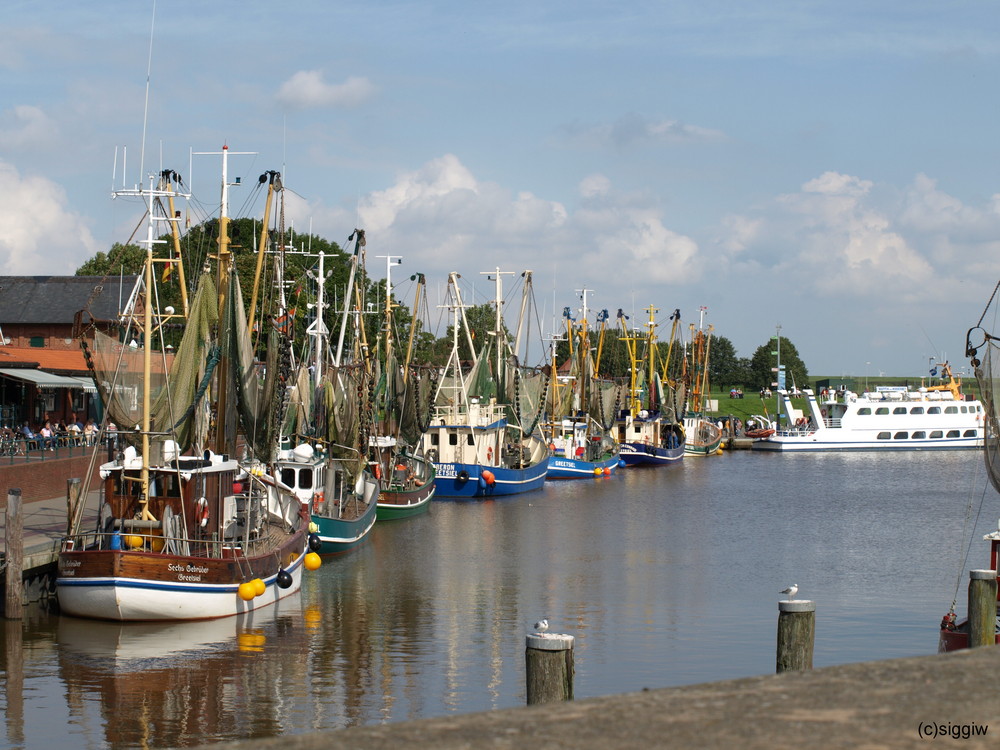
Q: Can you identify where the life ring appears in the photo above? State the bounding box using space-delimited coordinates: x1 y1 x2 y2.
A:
486 446 493 462
195 497 209 528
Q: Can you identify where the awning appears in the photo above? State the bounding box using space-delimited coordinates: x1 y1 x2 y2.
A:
0 368 95 391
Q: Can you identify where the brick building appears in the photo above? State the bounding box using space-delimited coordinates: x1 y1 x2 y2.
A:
0 276 138 428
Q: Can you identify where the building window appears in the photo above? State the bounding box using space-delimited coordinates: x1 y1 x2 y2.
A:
29 336 44 348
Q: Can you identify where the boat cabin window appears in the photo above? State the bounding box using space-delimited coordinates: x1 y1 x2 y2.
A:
877 432 891 440
945 406 959 414
930 430 943 438
911 431 926 439
928 407 941 414
875 407 889 415
947 430 960 438
909 407 924 415
893 407 907 415
467 434 475 446
893 431 908 439
857 408 871 415
449 433 459 446
964 429 978 437
961 406 969 413
430 433 440 446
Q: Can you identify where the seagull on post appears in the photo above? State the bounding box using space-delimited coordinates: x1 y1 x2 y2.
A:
779 584 798 600
533 618 549 634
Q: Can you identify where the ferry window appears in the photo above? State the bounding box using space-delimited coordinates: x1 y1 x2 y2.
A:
964 430 978 437
911 431 926 439
431 433 440 446
876 408 890 415
467 434 475 445
928 407 941 414
280 468 296 486
930 431 943 438
877 432 891 440
893 407 907 415
893 431 908 439
857 408 871 415
960 406 968 413
947 430 960 438
945 407 958 414
449 433 458 445
910 407 924 415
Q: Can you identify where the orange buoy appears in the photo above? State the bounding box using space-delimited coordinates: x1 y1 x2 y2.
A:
481 469 495 485
238 582 257 601
305 552 322 571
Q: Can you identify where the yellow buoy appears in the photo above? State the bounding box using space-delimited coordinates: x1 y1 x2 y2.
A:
308 521 319 534
593 467 603 477
252 578 266 596
150 535 165 553
125 535 144 549
304 551 322 571
238 582 257 601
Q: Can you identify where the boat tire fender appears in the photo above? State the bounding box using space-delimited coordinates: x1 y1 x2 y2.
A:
457 470 470 483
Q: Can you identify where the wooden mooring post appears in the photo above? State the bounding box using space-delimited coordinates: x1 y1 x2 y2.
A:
525 631 574 705
968 569 997 648
776 599 815 672
4 488 23 619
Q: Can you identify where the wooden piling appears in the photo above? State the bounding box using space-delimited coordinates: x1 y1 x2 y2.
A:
776 599 815 672
525 632 574 705
968 569 997 648
4 488 23 619
66 478 81 537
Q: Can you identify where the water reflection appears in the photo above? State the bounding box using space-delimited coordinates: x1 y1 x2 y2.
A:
2 450 992 747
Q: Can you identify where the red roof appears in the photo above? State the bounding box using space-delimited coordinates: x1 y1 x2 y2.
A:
0 346 89 374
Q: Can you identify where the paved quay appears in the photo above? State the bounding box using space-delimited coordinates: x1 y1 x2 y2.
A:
201 646 1000 750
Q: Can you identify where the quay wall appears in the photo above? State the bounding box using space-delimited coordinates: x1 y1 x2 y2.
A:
200 647 1000 750
0 452 101 508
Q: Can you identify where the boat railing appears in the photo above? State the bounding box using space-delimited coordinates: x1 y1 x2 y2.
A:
61 521 290 560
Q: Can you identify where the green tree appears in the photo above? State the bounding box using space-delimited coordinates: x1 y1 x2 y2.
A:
748 336 809 392
709 336 741 388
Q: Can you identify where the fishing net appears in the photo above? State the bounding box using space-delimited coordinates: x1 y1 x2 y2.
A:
969 326 1000 493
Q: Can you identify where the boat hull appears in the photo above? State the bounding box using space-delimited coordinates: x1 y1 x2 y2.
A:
56 547 306 622
376 481 436 520
618 442 685 467
433 458 548 498
546 453 621 479
939 622 1000 652
311 498 378 554
752 435 980 452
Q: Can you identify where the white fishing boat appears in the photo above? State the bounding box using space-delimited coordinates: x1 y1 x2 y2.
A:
751 363 983 451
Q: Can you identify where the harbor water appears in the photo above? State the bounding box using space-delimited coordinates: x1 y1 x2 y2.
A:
2 450 994 748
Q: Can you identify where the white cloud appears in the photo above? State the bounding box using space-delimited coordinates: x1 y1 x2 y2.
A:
564 112 726 149
275 71 376 109
0 105 59 150
0 161 98 274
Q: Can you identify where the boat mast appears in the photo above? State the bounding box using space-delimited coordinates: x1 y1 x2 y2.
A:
403 273 425 371
645 304 658 410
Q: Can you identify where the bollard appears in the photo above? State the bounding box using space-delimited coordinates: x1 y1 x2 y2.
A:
776 599 814 672
525 631 574 704
968 569 997 648
4 488 23 619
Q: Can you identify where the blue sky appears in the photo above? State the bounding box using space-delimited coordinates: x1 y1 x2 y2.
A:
3 1 1000 379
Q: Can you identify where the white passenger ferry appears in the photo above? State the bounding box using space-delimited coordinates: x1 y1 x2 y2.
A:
751 366 983 452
